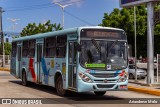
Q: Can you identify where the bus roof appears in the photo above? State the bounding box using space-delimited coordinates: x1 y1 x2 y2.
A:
12 26 124 42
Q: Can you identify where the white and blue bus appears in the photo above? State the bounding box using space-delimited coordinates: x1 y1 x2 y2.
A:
11 26 128 96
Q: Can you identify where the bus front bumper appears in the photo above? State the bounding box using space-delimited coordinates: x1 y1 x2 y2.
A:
77 79 128 92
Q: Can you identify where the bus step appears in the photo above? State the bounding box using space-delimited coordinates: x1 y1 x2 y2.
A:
68 87 76 92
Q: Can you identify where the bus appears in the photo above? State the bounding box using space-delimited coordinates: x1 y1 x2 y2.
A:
10 26 128 96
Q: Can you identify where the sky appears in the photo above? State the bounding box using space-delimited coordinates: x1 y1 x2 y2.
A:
0 0 120 33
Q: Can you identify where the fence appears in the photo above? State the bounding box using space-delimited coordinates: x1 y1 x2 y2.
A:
0 55 11 65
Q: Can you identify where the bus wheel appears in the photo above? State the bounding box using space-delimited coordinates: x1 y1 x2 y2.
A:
56 76 66 96
94 91 106 96
22 71 28 86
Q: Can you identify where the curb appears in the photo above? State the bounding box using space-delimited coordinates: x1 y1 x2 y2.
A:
0 67 10 71
128 85 160 96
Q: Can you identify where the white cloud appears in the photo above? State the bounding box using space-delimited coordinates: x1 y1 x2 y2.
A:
52 0 83 7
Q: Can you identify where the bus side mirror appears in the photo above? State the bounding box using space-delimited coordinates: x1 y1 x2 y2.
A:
76 44 82 52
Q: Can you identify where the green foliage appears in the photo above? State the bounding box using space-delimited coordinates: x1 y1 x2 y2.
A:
99 6 160 58
20 20 62 37
0 42 11 55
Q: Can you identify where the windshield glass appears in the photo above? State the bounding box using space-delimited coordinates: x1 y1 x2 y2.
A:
80 40 128 70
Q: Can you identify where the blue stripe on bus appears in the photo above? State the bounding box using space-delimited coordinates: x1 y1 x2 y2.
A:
41 58 49 75
41 58 50 85
115 70 121 76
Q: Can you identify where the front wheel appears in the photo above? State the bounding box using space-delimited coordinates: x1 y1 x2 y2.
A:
55 76 67 96
94 91 106 96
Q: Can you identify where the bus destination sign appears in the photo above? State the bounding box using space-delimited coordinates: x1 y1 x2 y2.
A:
120 0 159 7
81 29 126 40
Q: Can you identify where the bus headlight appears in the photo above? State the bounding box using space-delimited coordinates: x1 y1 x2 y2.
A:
118 70 127 82
79 72 92 83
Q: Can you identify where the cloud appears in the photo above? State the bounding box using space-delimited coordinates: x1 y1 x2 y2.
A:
52 0 83 7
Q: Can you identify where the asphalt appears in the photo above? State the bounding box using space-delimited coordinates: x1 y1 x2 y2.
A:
0 67 160 96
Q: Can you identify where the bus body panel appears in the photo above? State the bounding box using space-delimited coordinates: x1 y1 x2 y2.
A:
21 57 36 82
77 65 128 92
40 58 66 88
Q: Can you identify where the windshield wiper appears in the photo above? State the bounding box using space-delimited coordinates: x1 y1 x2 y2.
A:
91 39 102 61
91 39 101 53
108 40 118 53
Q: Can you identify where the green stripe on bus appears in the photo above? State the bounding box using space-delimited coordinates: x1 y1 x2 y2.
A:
85 63 105 68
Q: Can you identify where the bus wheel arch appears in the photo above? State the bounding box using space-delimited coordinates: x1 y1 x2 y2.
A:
54 72 67 96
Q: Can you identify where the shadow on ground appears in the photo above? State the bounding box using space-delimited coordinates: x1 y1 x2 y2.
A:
9 80 124 104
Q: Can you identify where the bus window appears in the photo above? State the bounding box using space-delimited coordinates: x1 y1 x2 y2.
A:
45 37 56 57
22 41 29 57
69 42 77 64
56 36 67 58
11 42 17 57
29 40 35 57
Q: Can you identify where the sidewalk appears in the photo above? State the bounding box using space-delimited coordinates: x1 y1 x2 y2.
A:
128 80 160 96
0 67 160 96
0 65 10 71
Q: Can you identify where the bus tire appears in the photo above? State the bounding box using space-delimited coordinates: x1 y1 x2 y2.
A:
94 91 106 96
55 76 66 96
22 71 28 86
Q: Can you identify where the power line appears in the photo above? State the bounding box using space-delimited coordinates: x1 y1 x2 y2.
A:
5 0 83 12
4 3 52 9
4 0 93 26
64 10 94 26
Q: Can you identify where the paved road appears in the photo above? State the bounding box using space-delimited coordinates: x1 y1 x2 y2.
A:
0 71 160 107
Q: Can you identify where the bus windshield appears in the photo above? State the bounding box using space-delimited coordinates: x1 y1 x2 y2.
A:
80 40 128 70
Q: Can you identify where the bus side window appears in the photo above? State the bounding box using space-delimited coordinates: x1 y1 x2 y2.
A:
12 42 17 57
29 40 35 57
56 36 67 58
45 37 56 58
22 41 29 57
69 42 77 64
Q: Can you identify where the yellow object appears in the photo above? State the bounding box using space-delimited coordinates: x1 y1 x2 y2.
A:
62 63 66 74
50 60 54 68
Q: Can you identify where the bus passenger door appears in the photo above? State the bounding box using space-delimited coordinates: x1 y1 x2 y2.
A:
36 42 43 83
17 44 22 78
68 41 77 89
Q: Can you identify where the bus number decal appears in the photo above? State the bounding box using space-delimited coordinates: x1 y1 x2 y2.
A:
62 63 66 74
50 60 54 68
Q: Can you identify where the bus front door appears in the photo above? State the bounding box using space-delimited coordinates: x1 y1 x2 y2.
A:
68 41 77 89
36 43 43 83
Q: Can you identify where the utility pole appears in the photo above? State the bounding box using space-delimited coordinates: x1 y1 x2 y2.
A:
147 2 154 84
0 7 5 67
134 6 137 81
53 2 72 29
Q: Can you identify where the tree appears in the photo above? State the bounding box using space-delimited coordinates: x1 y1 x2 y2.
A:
0 42 11 55
20 20 62 36
99 6 148 58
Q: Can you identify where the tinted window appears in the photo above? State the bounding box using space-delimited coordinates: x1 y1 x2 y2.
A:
12 42 17 57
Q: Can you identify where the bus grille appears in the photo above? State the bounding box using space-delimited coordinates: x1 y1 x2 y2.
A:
90 73 118 78
97 84 115 88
